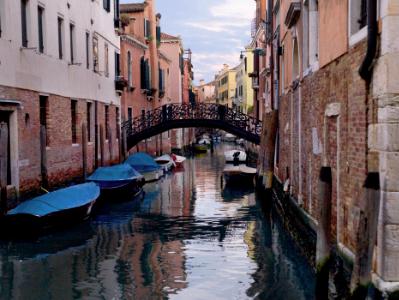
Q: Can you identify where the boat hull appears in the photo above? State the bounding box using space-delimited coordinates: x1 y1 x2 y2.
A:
93 178 145 201
143 170 163 182
193 144 208 153
1 200 96 238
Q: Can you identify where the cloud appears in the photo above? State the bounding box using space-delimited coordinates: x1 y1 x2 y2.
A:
210 0 255 20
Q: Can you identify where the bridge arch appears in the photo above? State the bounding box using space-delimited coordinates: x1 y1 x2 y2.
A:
122 103 262 150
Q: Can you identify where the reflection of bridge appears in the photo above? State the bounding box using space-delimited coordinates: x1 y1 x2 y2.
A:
122 103 263 149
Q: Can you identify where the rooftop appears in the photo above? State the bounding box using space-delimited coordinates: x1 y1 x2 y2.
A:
161 32 180 41
120 3 146 13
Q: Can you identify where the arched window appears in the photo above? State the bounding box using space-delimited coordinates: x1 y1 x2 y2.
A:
127 51 132 87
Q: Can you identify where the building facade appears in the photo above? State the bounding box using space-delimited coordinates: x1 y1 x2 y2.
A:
196 80 216 104
215 64 237 108
254 0 399 292
0 0 120 201
234 47 254 114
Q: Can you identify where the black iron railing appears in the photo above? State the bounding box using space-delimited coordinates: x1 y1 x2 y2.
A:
122 103 262 148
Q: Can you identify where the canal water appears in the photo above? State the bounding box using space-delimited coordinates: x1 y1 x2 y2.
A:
0 143 315 300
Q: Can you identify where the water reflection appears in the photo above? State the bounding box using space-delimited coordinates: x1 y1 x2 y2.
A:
0 143 314 300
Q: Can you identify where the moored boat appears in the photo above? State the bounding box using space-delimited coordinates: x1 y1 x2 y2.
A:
224 150 247 163
155 154 176 172
125 152 163 182
223 165 257 185
193 143 208 153
223 133 236 142
1 182 100 237
171 154 186 168
87 164 144 200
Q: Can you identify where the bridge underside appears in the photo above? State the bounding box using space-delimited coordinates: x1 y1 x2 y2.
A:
126 119 261 149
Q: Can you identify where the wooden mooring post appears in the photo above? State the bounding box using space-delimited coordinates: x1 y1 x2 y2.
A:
350 172 380 298
262 110 278 189
82 123 88 180
121 126 127 161
0 122 8 214
315 166 332 299
100 124 105 167
40 125 48 189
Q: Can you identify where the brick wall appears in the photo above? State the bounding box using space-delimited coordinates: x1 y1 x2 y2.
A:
0 85 120 201
275 40 369 252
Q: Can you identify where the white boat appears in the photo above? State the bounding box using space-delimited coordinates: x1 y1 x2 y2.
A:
224 133 236 142
171 154 186 168
155 154 176 172
235 138 245 146
224 150 247 163
223 165 257 184
197 138 211 145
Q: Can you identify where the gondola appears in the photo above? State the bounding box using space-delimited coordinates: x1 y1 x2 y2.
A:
224 150 247 163
87 164 145 200
1 182 100 237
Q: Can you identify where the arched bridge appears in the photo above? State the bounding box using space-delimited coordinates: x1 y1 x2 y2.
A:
121 103 262 150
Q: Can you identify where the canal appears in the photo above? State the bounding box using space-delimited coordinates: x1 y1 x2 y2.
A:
0 143 315 300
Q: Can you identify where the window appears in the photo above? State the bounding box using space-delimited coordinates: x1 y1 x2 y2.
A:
105 44 109 77
40 95 49 145
349 0 368 43
93 36 99 72
303 0 319 71
114 0 120 27
105 105 109 140
115 52 120 78
37 6 44 53
127 51 132 86
144 18 150 38
21 0 28 47
86 32 90 69
69 23 75 63
57 17 64 59
115 107 119 137
103 0 110 12
127 107 133 122
71 100 77 144
87 102 92 142
0 0 4 38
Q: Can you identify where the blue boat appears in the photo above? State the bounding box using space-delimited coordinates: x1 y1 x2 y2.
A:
125 152 163 182
87 164 144 199
2 183 100 237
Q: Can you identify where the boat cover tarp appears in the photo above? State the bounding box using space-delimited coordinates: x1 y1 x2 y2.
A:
8 183 100 217
125 152 161 173
88 164 142 182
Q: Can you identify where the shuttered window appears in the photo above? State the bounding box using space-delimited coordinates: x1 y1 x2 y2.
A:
21 0 28 47
58 17 63 59
140 57 146 89
71 100 78 144
37 6 44 53
115 52 120 77
103 0 110 12
86 32 90 69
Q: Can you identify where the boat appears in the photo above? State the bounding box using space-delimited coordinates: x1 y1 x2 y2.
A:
224 150 247 163
224 133 236 142
125 152 163 182
155 154 176 172
223 165 257 185
87 164 144 200
171 154 186 168
1 183 100 237
235 138 245 146
193 143 208 153
197 138 211 146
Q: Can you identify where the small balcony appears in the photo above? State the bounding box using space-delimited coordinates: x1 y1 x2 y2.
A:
115 76 128 92
252 77 259 90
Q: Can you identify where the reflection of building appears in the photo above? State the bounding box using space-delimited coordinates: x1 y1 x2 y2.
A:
215 64 237 108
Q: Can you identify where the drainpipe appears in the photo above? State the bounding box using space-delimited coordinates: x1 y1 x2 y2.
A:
358 0 377 82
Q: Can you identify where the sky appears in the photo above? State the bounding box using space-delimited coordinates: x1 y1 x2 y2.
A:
120 0 256 85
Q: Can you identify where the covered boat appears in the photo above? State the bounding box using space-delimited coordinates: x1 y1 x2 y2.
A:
2 183 100 237
193 143 208 153
155 154 176 172
87 164 144 199
224 150 247 163
223 133 236 142
125 152 163 182
223 165 257 185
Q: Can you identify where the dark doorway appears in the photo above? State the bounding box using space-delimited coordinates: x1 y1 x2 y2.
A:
0 111 11 185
